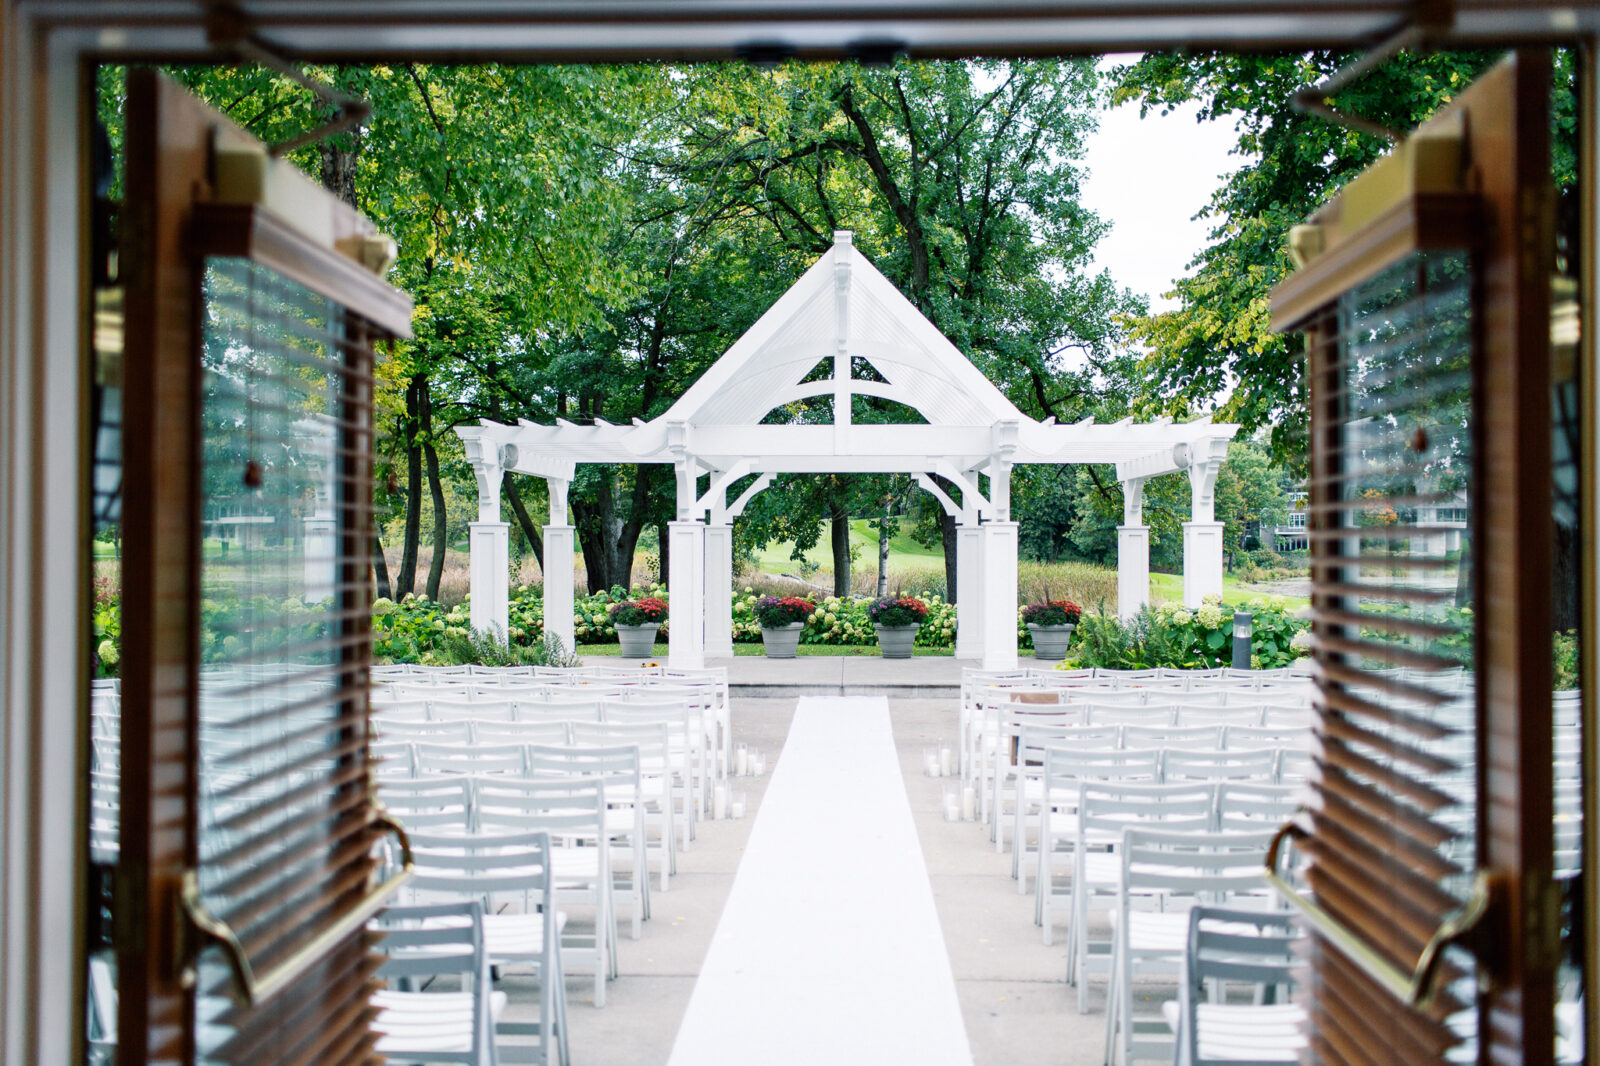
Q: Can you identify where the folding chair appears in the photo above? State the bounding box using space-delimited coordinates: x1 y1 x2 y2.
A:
602 701 705 836
370 901 504 1065
1084 705 1178 728
415 743 526 778
1032 747 1163 940
1121 725 1224 752
1165 907 1305 1066
403 832 568 1065
380 720 475 746
1160 749 1278 785
571 720 682 885
525 744 651 939
473 721 573 748
1006 723 1119 884
518 698 603 724
1221 725 1307 752
986 700 1078 841
1106 829 1278 1066
474 778 616 1006
380 776 474 833
1213 783 1300 833
431 699 515 724
1061 782 1215 1011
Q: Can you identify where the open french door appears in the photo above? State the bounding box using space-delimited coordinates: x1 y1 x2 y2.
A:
113 70 411 1066
1268 51 1579 1066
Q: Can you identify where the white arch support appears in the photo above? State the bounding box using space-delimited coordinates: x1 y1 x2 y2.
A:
458 233 1239 667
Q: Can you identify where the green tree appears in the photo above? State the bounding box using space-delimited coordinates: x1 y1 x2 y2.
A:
1111 51 1503 467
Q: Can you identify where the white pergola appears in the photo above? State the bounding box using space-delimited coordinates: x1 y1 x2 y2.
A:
457 231 1238 669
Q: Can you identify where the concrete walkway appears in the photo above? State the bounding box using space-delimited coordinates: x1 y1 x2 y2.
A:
505 695 1119 1066
666 697 973 1066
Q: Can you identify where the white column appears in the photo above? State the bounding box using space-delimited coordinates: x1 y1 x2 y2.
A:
542 477 575 654
668 520 706 668
297 417 338 603
1117 476 1149 620
703 520 734 658
465 448 510 640
468 521 510 638
1182 455 1225 607
302 518 336 604
955 519 984 660
980 521 1019 670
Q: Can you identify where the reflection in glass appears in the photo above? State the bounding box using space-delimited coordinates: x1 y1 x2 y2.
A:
1331 252 1478 1060
191 258 356 1062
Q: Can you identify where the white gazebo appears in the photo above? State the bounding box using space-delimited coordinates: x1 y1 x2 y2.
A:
458 231 1237 669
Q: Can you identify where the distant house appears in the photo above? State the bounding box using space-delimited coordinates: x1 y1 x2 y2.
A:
1411 490 1469 556
1264 487 1467 556
1269 490 1309 552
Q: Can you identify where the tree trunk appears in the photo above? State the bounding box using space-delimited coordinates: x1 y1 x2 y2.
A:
503 473 545 571
420 379 448 601
395 376 424 598
928 472 960 602
573 465 652 593
829 496 851 597
876 509 890 597
940 512 958 603
657 519 670 586
372 531 391 600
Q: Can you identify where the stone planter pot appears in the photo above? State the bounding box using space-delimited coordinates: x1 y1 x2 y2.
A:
1027 622 1076 661
873 623 919 659
760 622 805 659
615 622 661 658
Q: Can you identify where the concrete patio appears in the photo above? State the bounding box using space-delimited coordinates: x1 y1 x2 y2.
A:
501 692 1152 1065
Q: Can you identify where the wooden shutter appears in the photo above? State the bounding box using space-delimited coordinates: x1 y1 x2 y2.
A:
1267 52 1557 1066
121 70 412 1066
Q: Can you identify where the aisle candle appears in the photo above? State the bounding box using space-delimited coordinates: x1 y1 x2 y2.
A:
752 751 766 776
961 784 977 822
735 744 748 777
729 791 747 819
923 747 940 777
942 782 961 822
939 745 956 777
712 784 728 820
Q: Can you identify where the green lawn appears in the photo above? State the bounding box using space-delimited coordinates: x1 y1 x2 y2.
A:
749 519 943 575
1149 572 1310 611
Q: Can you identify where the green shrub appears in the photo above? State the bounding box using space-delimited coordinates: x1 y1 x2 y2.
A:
1062 595 1309 670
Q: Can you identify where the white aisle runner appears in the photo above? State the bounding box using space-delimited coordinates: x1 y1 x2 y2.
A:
666 697 974 1066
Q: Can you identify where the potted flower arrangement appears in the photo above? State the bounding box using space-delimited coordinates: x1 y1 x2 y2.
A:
608 596 668 657
1022 599 1081 661
868 595 929 659
754 595 814 659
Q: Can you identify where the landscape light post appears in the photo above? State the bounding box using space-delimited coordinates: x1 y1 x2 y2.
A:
1232 610 1253 670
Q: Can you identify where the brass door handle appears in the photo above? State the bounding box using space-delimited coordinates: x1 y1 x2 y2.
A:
180 807 413 1006
1263 817 1492 1009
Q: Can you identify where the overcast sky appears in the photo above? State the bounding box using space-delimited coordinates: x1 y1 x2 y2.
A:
1079 62 1241 315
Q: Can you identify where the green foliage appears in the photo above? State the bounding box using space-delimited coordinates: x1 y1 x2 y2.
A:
437 629 581 668
1063 597 1309 670
1111 51 1505 467
1554 631 1580 692
93 576 120 677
